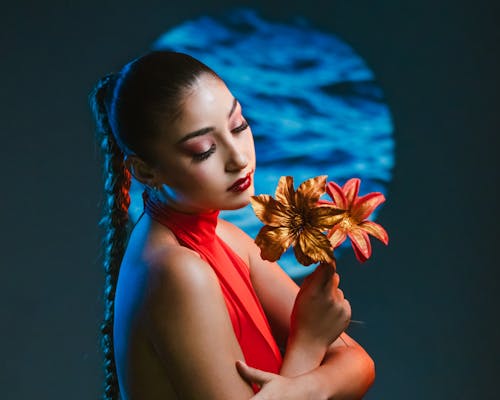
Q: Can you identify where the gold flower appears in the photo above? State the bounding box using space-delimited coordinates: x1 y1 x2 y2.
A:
250 176 345 266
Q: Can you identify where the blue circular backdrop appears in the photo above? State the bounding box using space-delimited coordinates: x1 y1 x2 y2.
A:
128 8 395 280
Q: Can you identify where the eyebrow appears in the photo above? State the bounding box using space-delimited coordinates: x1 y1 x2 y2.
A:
228 97 238 119
177 98 238 144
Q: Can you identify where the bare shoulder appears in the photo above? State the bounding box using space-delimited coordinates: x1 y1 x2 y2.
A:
216 217 259 265
142 244 219 319
139 241 254 398
147 244 209 284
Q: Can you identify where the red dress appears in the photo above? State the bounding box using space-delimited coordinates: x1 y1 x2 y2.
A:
143 191 283 385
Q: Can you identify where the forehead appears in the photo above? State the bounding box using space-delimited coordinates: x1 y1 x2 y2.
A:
171 75 234 133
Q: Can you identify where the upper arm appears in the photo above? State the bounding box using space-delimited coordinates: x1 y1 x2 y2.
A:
218 220 299 348
142 247 254 400
217 219 298 348
248 252 299 348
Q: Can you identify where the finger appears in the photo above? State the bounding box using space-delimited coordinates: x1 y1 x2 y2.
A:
301 263 325 291
344 299 352 320
343 299 352 328
301 269 315 286
334 287 344 301
315 262 335 289
329 272 340 291
235 360 274 386
322 255 337 270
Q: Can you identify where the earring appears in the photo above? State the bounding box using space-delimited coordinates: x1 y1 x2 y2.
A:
150 183 171 205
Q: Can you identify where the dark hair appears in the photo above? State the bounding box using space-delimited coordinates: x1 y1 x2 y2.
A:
89 51 218 400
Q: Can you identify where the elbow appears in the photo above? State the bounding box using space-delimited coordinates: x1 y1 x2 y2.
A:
365 351 376 389
322 343 376 399
345 345 376 398
324 347 376 400
357 346 376 393
349 347 376 400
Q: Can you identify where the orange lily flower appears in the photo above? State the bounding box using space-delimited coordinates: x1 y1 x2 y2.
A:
320 178 389 262
251 176 345 266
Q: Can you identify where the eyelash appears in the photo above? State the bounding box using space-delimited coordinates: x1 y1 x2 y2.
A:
232 120 249 133
191 120 249 162
192 144 216 161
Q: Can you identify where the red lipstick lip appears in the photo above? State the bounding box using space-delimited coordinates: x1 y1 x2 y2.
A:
227 171 253 192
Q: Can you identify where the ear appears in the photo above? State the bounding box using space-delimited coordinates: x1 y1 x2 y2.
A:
125 155 159 186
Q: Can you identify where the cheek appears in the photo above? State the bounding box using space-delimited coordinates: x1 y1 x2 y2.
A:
244 131 256 160
191 168 216 185
172 162 221 192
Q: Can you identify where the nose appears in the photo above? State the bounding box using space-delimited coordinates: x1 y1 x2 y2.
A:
224 143 248 172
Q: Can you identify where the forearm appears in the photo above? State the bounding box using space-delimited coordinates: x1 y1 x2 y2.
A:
280 332 353 378
237 335 374 400
303 344 375 400
280 334 327 377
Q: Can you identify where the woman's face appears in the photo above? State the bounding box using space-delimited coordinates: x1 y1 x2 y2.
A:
152 73 256 213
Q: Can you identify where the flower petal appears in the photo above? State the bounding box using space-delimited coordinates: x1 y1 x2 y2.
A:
342 178 360 206
255 226 295 262
317 199 333 206
348 228 372 263
359 220 389 245
250 195 291 227
294 228 334 266
351 244 368 263
352 192 385 221
325 181 347 209
327 226 347 248
296 175 327 206
309 205 346 229
293 243 316 266
275 176 295 206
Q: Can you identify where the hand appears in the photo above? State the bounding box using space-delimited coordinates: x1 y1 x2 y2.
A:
289 261 351 352
236 360 313 400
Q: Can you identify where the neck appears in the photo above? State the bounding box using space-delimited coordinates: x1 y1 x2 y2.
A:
142 188 220 243
144 185 216 215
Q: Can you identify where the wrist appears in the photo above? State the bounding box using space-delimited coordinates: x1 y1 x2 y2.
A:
288 331 329 360
280 333 328 377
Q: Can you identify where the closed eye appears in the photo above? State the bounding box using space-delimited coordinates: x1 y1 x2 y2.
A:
192 144 216 161
232 120 249 133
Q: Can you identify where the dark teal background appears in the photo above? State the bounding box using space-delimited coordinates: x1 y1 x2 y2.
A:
1 1 498 399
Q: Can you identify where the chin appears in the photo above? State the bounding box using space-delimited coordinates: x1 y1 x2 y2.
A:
223 200 251 211
223 194 253 211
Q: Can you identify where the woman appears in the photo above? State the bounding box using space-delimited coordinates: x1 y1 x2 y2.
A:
90 50 375 400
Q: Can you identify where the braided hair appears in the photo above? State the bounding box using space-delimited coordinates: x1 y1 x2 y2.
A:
90 73 131 400
89 51 218 399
